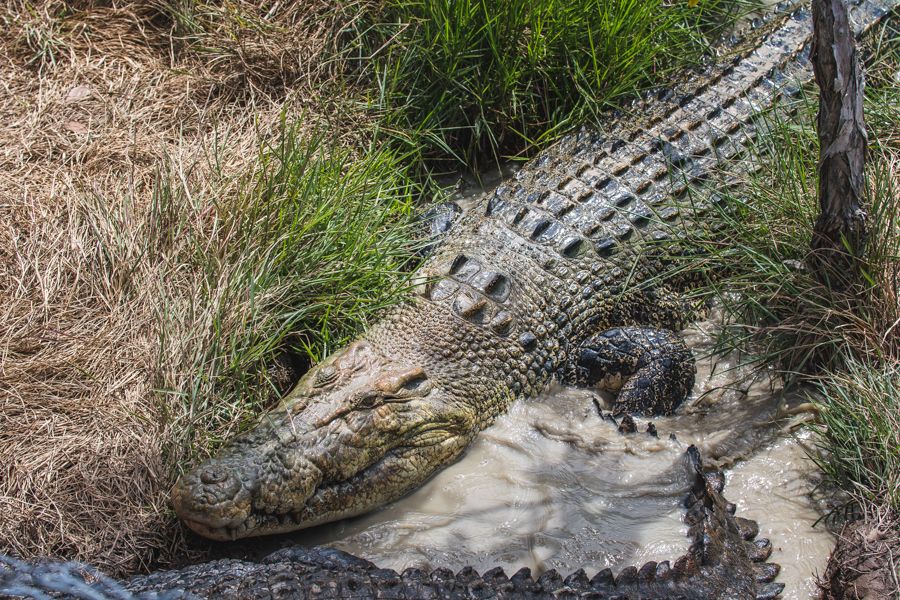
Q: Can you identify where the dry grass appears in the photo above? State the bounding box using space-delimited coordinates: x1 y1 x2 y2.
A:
0 0 392 576
819 503 900 600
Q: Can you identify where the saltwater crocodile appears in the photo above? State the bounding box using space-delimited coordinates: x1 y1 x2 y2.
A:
1 448 786 599
1 5 893 599
172 0 894 543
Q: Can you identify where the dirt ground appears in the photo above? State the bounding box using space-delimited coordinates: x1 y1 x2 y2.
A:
819 507 900 600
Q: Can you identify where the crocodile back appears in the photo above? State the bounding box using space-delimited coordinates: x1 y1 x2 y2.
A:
367 0 896 422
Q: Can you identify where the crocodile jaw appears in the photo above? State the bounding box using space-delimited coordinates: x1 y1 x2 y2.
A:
175 438 470 541
172 341 476 540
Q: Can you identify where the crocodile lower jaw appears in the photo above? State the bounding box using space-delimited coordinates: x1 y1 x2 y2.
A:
180 446 413 541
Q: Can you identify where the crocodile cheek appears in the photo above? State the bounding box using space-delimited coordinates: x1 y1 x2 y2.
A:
350 400 442 456
255 452 323 515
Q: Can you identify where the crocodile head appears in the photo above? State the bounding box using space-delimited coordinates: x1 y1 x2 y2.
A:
171 341 476 540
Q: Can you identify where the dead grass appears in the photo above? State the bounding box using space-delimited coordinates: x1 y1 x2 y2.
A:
819 503 900 600
0 0 392 576
150 0 371 97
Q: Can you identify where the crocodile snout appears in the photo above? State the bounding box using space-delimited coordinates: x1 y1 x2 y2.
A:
172 340 478 539
172 459 258 538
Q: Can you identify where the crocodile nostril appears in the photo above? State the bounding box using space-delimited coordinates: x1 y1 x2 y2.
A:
200 467 229 485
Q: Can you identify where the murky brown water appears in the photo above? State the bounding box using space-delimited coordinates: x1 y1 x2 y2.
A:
276 310 834 598
728 432 835 600
298 389 692 577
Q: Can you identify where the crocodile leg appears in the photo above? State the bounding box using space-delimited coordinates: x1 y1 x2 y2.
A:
572 327 695 415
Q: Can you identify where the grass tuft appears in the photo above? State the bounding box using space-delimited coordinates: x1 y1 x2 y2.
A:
3 1 72 71
809 361 900 510
346 0 747 171
152 124 421 460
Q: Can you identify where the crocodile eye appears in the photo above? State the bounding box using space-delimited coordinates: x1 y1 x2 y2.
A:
313 365 338 388
354 391 381 410
373 366 432 397
401 372 428 392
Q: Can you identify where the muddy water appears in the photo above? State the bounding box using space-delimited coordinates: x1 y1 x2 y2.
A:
299 389 693 577
286 311 834 597
728 432 835 600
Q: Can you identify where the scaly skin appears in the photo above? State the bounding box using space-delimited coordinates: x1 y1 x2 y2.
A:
171 0 895 541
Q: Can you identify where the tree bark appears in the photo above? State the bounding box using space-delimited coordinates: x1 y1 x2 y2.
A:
809 0 868 290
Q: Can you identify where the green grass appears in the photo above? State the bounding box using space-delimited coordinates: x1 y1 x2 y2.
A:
345 0 746 172
151 123 422 456
3 1 71 70
810 361 900 510
686 25 899 377
140 0 749 173
682 17 899 515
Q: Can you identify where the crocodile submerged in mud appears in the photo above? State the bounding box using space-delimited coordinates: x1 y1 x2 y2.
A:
172 0 894 542
0 448 785 599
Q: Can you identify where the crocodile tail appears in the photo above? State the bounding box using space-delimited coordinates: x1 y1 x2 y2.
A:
508 446 787 600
